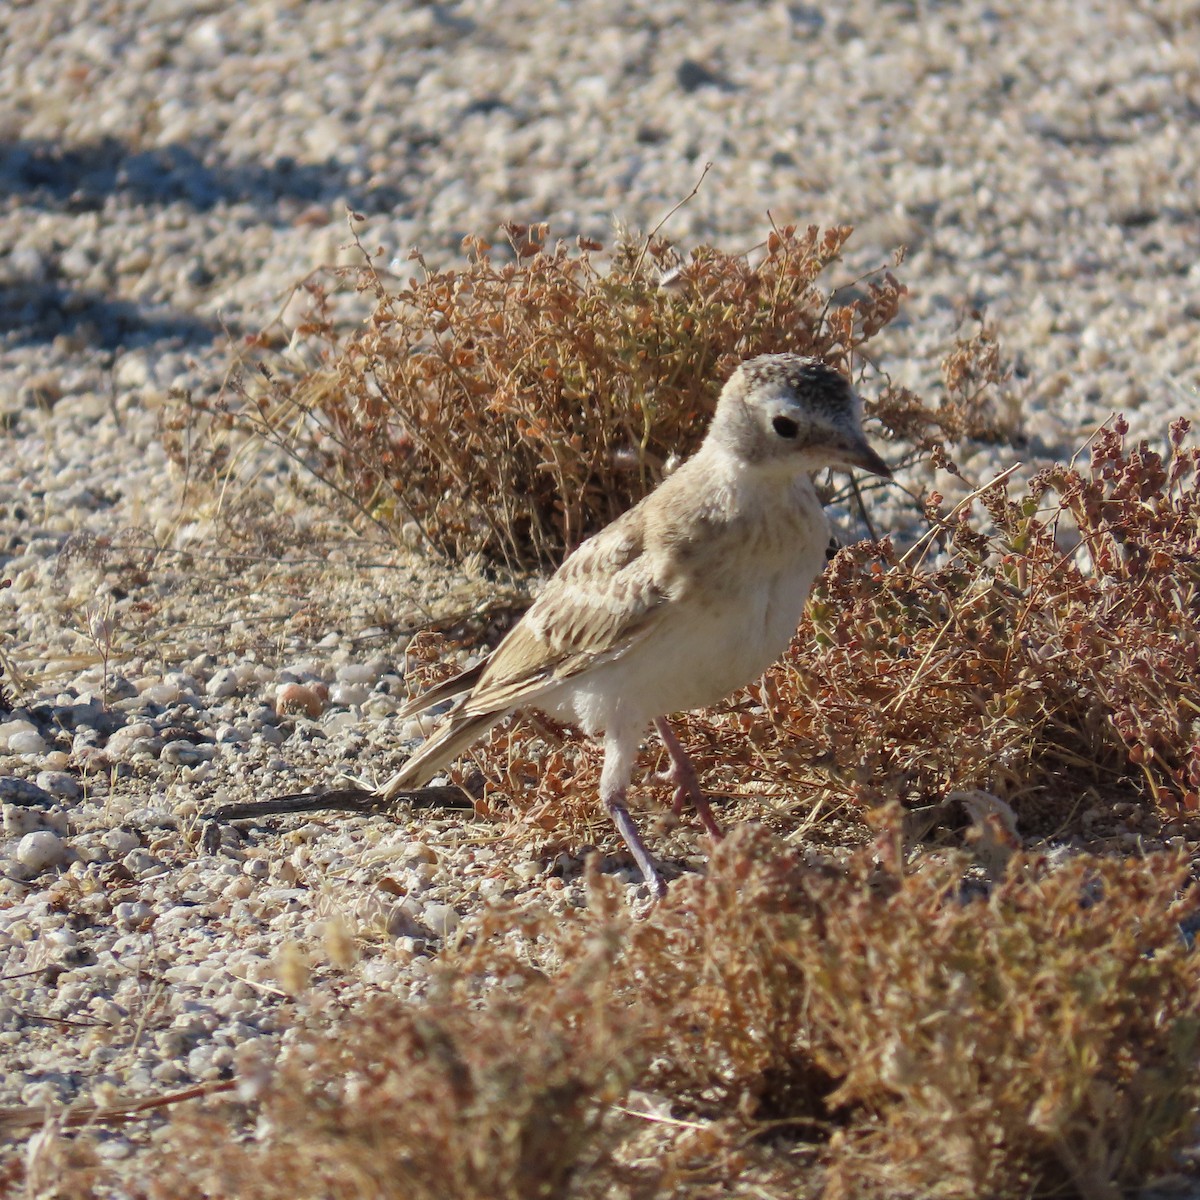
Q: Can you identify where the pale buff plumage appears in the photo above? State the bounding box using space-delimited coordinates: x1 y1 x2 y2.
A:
380 354 891 895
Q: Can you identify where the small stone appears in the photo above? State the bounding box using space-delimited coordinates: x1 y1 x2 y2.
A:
385 901 425 940
421 903 460 937
103 828 141 857
329 683 369 707
4 804 59 836
0 777 54 807
404 842 439 866
205 668 240 698
95 1137 134 1162
103 675 139 702
122 849 163 878
44 926 77 950
363 694 401 717
9 248 50 285
35 771 82 801
105 723 158 760
140 681 184 706
114 352 151 389
275 683 324 718
16 830 68 871
6 729 47 754
0 718 39 747
161 740 215 766
114 901 153 928
335 662 381 687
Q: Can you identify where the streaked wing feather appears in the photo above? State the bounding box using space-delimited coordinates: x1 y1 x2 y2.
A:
463 509 668 714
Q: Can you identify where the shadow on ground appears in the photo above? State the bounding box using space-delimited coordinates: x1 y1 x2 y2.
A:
0 278 222 351
0 136 406 217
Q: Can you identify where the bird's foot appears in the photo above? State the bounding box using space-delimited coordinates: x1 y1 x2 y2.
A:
653 718 724 841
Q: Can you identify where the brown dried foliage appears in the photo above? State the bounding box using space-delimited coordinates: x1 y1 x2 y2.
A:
79 830 1199 1200
756 415 1200 831
174 223 1011 568
872 315 1018 447
405 417 1200 855
148 936 643 1200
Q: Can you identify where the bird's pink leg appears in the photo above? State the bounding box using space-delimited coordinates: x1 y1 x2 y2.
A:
653 717 724 841
603 787 667 898
601 727 666 897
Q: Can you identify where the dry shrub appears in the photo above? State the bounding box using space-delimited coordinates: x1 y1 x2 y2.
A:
152 922 644 1200
651 415 1200 835
0 1124 107 1200
802 830 1200 1199
142 829 1198 1200
401 416 1199 855
873 313 1018 448
173 222 1014 568
623 828 1199 1198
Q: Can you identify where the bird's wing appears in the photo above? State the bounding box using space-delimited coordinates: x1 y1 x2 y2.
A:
462 505 672 715
379 525 666 792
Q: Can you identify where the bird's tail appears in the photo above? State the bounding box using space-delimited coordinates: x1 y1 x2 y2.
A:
395 659 487 720
378 709 506 801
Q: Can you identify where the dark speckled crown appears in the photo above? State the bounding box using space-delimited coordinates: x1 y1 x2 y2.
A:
734 354 854 419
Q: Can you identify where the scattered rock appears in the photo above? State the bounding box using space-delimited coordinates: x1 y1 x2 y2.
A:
16 830 68 871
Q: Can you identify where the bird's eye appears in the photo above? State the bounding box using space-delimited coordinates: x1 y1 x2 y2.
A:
772 415 799 439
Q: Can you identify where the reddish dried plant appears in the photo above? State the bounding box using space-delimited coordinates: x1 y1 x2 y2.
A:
104 830 1200 1200
165 223 1015 566
635 416 1199 840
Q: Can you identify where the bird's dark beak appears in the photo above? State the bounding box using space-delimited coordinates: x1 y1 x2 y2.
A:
838 434 893 479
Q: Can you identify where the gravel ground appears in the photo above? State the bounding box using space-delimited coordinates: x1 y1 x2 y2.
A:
2 0 1199 1188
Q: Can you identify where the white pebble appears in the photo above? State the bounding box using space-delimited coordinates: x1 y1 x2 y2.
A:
329 683 369 707
161 740 215 766
478 877 505 900
114 901 153 927
422 903 460 937
122 849 163 878
139 682 184 706
105 722 157 758
4 805 58 837
6 729 47 755
17 830 67 871
205 668 240 698
0 719 40 751
386 902 425 940
322 710 359 733
35 771 82 800
44 926 78 949
104 828 141 857
335 663 380 686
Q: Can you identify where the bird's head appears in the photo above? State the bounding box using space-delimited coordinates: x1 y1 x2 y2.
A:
709 354 892 479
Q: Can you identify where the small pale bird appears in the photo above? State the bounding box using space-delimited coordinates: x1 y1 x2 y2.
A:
380 354 891 896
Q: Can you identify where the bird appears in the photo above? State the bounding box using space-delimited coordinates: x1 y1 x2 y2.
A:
378 354 891 896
